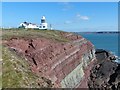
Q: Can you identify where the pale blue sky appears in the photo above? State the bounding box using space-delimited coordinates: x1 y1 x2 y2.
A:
2 2 118 32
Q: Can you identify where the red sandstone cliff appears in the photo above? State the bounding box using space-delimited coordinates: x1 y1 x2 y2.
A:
2 30 96 88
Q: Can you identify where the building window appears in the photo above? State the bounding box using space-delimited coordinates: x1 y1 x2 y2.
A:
43 26 45 28
41 20 45 23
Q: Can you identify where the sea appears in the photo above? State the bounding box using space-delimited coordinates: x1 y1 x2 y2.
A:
76 32 120 63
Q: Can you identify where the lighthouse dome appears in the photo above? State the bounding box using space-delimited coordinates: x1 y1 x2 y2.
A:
41 16 46 19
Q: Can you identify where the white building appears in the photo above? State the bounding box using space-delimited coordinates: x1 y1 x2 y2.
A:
39 16 48 30
19 16 48 30
19 22 39 29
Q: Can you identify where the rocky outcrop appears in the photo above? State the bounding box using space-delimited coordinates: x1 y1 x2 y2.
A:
88 49 120 89
3 31 96 88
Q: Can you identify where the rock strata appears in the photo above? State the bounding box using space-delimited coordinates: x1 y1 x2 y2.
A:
4 32 96 88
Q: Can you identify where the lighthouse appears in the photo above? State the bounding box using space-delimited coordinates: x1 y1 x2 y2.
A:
39 16 48 30
19 16 48 30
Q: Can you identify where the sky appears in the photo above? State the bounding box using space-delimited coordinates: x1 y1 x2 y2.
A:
2 2 118 32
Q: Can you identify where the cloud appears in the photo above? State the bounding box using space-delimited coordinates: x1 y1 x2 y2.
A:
64 20 72 24
61 2 73 11
80 16 89 20
76 14 89 20
63 13 89 25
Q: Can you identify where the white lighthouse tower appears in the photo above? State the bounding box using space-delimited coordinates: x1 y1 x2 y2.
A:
39 16 48 30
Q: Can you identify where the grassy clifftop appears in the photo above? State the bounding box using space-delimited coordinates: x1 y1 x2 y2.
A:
2 29 70 42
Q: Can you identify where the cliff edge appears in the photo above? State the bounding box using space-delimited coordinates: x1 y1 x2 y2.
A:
2 29 96 88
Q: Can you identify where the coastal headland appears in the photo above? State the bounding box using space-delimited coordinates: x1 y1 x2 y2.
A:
1 29 119 89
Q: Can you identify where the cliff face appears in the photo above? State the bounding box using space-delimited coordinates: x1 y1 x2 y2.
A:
2 30 96 88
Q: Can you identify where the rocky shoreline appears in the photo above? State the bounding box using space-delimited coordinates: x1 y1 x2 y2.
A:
88 49 120 89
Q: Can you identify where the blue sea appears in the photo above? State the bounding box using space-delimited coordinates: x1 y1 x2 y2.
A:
77 33 119 63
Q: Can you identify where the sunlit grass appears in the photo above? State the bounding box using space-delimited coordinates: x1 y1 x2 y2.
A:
2 46 52 88
2 28 70 42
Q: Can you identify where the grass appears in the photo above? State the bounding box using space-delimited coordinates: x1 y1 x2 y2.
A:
2 45 52 88
2 28 70 42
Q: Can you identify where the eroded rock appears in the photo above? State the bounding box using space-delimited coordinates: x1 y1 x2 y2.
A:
88 49 120 89
4 32 96 88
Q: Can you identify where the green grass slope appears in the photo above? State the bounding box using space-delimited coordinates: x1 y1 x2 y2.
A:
2 29 70 42
2 45 52 88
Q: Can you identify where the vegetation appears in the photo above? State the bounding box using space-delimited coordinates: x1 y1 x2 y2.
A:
2 28 70 42
2 45 52 88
